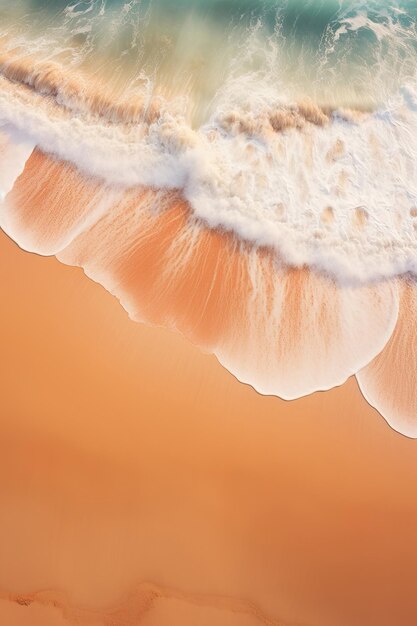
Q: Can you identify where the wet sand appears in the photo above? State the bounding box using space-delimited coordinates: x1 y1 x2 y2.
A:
4 149 399 405
1 229 417 626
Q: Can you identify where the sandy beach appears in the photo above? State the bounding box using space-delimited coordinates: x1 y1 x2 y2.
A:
1 2 417 624
1 229 417 626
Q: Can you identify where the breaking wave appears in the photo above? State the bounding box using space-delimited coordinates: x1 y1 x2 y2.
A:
1 0 417 437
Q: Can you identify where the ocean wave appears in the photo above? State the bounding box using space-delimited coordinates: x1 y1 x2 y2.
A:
1 1 417 438
0 127 415 438
1 52 417 283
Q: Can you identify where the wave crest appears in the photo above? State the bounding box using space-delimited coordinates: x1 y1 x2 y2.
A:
2 7 417 438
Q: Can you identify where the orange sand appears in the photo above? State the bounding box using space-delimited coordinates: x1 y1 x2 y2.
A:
0 229 417 626
6 149 398 403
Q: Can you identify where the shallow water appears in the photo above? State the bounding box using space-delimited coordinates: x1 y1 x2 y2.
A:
0 1 417 436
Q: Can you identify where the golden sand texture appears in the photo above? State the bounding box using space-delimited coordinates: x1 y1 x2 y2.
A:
1 231 417 626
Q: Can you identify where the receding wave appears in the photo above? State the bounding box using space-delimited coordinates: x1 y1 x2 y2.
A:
1 0 417 438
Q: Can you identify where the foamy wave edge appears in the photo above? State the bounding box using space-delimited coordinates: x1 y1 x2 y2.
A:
2 57 417 440
1 54 417 284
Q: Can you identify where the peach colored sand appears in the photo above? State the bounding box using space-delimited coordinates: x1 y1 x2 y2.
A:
0 230 417 626
5 149 399 408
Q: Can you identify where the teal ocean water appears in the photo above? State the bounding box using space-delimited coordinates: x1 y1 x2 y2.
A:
2 0 417 116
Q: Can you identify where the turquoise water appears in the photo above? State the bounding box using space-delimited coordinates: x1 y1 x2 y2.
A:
0 0 417 123
1 0 417 117
6 0 417 40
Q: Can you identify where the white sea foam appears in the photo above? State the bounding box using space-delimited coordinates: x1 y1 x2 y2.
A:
1 1 417 285
1 73 417 284
1 2 417 436
0 123 34 200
